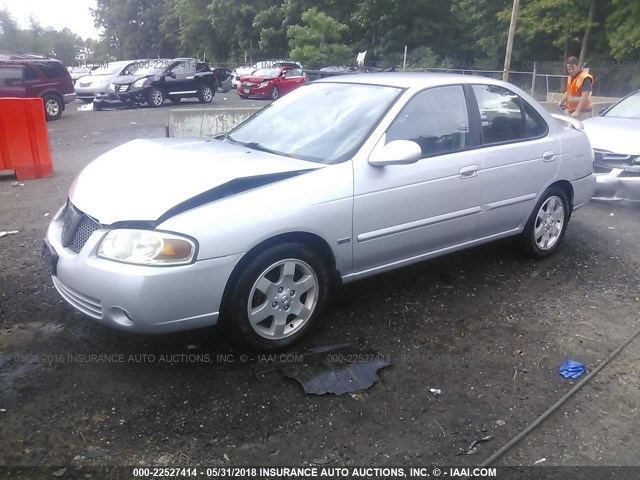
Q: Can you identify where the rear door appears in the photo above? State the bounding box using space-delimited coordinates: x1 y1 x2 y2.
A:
469 84 559 238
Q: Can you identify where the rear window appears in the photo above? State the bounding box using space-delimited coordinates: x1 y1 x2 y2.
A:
37 62 69 79
0 65 24 86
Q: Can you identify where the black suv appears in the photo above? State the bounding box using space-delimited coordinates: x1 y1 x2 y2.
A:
95 58 217 108
0 54 76 120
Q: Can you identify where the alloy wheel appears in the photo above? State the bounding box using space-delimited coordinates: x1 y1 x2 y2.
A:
247 259 319 340
533 195 565 250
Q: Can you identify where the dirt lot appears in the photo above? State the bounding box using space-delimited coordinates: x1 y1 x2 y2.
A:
1 97 639 477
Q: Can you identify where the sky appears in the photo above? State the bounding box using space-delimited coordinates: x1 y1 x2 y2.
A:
0 0 102 40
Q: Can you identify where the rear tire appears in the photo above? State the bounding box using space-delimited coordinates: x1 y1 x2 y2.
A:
43 94 63 121
521 187 570 258
223 242 331 351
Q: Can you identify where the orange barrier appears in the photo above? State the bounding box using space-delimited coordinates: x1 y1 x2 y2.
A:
0 98 53 180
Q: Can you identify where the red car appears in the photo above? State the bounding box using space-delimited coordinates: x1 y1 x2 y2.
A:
237 64 305 100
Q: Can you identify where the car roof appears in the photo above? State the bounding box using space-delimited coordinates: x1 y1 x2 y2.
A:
315 72 508 89
0 53 62 63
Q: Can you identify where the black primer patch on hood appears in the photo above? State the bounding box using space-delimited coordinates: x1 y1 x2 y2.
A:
154 169 317 226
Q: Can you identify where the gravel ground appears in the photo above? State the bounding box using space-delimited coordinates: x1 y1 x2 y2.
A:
0 96 639 478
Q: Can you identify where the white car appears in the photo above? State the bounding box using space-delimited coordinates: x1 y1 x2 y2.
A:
582 89 640 201
45 73 595 350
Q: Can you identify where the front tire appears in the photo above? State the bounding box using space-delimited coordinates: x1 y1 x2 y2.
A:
198 85 214 103
43 94 63 121
147 87 164 107
521 187 570 258
223 243 331 351
270 86 279 100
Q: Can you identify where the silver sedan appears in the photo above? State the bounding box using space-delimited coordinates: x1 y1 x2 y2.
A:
582 90 640 201
45 73 595 350
74 60 143 103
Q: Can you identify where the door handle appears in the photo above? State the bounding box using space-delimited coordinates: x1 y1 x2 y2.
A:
459 165 478 179
542 151 556 162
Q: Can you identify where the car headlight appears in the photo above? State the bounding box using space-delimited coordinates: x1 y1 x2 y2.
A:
133 78 149 88
259 80 270 88
97 229 197 266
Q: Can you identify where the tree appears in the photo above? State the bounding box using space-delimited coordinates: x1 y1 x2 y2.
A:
606 0 640 60
92 0 177 59
0 9 25 52
287 8 352 67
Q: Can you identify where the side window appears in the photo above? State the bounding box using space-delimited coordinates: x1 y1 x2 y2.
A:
24 66 39 81
196 62 209 73
0 66 24 86
122 64 137 76
38 62 68 79
172 61 196 76
386 85 470 157
472 84 546 144
522 101 548 137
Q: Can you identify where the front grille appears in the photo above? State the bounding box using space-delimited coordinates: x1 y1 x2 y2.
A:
61 202 101 253
118 85 129 92
593 150 639 172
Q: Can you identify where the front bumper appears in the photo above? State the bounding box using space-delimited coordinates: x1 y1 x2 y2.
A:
594 169 640 201
45 205 244 334
94 86 149 106
237 84 272 98
75 85 109 101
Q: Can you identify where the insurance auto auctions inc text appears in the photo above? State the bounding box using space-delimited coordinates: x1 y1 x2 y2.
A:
208 466 497 478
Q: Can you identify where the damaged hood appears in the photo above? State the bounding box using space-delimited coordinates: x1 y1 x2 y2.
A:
241 75 276 83
582 116 640 155
70 138 320 225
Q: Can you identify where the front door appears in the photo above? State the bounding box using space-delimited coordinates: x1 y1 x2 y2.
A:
352 85 483 274
165 60 197 96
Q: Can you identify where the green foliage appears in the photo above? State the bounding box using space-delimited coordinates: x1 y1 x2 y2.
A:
287 8 352 67
1 0 639 89
607 0 640 60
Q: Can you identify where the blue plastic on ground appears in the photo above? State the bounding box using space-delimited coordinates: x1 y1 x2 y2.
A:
558 360 587 379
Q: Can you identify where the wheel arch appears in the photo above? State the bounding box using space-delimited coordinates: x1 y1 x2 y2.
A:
547 180 574 211
220 231 340 314
41 90 65 111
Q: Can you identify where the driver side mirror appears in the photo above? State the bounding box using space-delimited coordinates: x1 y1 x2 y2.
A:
165 72 176 79
368 140 422 167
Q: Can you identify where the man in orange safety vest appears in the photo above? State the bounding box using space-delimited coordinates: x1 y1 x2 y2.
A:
558 56 594 120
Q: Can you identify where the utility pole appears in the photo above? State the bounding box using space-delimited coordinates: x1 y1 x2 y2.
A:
502 0 520 82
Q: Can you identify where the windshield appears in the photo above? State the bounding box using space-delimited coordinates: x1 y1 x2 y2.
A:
603 91 640 119
134 60 171 76
227 82 402 164
92 63 127 75
253 68 280 78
